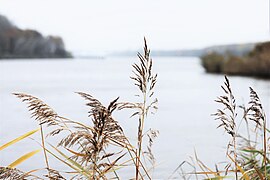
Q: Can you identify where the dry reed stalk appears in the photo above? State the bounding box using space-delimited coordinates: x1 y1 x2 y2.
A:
214 77 269 179
40 125 51 178
12 93 70 138
214 76 238 179
118 38 158 179
13 93 61 179
143 129 159 167
170 76 269 179
13 93 130 179
247 87 267 177
11 38 158 179
70 92 133 178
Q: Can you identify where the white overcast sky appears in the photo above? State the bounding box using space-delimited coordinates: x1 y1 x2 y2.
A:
0 0 269 53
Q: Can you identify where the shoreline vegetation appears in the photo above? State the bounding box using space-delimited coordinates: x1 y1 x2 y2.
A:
201 41 270 78
0 14 72 59
0 39 159 179
0 39 270 179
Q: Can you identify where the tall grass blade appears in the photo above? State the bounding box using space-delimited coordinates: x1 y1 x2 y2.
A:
254 166 264 180
48 143 92 177
8 149 41 168
0 128 40 151
45 147 83 175
227 154 250 180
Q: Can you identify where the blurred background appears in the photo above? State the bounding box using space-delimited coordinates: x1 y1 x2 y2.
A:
0 0 269 178
0 0 268 55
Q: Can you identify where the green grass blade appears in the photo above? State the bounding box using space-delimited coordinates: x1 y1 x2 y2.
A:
227 154 250 180
47 143 92 177
45 147 84 175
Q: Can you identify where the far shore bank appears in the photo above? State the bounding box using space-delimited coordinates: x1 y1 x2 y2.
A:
201 41 270 78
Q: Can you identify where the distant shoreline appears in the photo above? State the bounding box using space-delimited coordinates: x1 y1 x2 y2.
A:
201 41 270 78
0 14 72 59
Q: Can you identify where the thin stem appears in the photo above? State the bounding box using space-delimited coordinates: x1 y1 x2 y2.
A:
40 125 51 178
263 117 267 178
127 149 144 179
117 130 149 179
233 136 238 180
93 129 102 179
229 87 238 179
136 91 147 180
102 149 120 180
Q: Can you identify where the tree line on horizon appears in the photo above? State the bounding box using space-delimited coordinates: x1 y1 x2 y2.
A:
0 14 71 59
201 41 270 78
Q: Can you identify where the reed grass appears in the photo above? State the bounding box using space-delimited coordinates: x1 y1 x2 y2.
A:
172 76 270 180
0 38 158 179
1 39 270 179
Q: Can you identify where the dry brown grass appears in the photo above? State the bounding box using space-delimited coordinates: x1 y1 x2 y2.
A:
171 76 270 180
1 38 158 180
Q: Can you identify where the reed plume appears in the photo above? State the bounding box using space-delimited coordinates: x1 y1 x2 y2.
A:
118 38 158 179
13 91 128 179
246 87 268 177
13 93 59 126
8 38 159 179
214 76 238 179
0 167 31 180
13 93 65 179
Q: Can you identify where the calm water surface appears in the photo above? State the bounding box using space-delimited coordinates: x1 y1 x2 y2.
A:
1 57 270 178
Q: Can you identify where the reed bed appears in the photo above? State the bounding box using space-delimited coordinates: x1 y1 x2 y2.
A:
171 76 270 180
1 39 269 179
0 38 158 180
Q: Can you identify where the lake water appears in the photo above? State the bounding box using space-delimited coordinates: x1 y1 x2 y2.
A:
1 57 270 179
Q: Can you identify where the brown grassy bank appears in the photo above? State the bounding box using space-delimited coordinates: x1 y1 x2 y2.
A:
201 42 270 78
